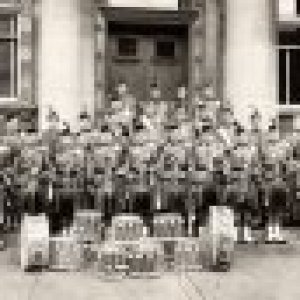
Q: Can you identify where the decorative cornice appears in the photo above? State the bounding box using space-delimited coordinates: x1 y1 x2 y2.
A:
102 7 199 25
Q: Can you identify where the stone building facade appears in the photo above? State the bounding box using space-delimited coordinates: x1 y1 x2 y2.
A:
0 0 298 132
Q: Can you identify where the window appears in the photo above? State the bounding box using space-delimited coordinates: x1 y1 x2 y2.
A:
156 41 175 58
297 0 300 15
178 0 202 9
278 30 300 105
278 48 300 105
118 37 137 57
0 14 17 99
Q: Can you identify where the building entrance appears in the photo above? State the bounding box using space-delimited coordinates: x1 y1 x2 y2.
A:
106 23 189 106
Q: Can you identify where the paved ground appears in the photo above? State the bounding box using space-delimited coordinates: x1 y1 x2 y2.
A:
1 243 300 300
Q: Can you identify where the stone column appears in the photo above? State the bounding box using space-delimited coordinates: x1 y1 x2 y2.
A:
188 1 205 103
38 0 95 131
186 0 222 104
79 0 95 123
204 0 221 96
224 0 277 129
94 1 107 123
20 0 34 106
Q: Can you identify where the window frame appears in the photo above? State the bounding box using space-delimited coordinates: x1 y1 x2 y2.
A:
297 0 300 15
117 36 138 58
0 13 20 102
277 44 300 106
155 39 176 59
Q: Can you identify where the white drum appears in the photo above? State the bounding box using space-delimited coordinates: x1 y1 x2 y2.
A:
208 206 236 270
21 214 50 270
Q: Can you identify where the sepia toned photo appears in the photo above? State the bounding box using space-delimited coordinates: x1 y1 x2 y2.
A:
0 0 299 299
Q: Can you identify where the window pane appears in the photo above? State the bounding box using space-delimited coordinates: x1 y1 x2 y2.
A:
279 49 287 105
156 41 175 58
279 115 293 137
290 49 300 104
279 30 300 46
118 38 137 56
0 40 17 97
0 41 11 96
0 15 17 37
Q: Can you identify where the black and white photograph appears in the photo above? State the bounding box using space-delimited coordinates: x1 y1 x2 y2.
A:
0 0 299 299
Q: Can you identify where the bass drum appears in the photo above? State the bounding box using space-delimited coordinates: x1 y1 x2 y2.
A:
205 206 236 272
